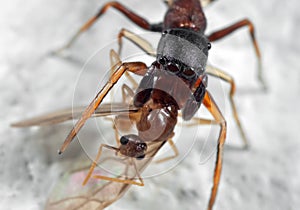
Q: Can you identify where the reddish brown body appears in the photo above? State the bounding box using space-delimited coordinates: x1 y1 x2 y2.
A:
164 0 207 32
12 1 262 210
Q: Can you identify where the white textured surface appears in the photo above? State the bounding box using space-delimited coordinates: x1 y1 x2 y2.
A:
2 0 300 210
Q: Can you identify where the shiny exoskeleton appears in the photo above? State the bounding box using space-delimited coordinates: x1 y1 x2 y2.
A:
57 1 226 210
119 0 210 164
13 0 263 209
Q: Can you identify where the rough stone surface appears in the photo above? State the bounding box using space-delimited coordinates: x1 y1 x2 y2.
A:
2 0 300 210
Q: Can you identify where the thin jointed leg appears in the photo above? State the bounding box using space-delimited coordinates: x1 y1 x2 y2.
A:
109 49 122 102
184 117 218 127
202 91 227 210
154 138 179 163
55 2 161 53
207 19 266 89
118 28 156 57
93 158 144 186
107 49 136 146
109 49 139 96
108 49 141 147
206 65 248 148
121 84 135 103
59 61 148 154
115 28 159 91
82 144 144 187
82 144 118 185
109 49 122 73
110 110 139 148
200 0 218 7
154 115 220 164
116 28 156 90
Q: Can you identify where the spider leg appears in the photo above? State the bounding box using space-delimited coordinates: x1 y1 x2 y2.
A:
202 91 227 210
59 61 148 154
207 19 266 89
206 65 248 148
109 49 138 100
55 2 162 54
117 28 156 57
200 0 217 7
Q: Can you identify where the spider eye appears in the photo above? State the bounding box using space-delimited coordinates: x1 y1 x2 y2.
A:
182 68 195 79
120 136 129 145
159 56 167 65
207 42 211 50
136 142 147 152
167 62 180 74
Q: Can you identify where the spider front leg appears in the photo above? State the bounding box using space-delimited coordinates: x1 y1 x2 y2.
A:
109 49 138 100
107 49 140 147
59 61 148 154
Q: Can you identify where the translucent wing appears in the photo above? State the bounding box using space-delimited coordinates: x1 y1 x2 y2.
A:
11 103 138 127
45 141 166 210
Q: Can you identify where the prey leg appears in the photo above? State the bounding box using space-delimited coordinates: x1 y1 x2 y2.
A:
82 144 118 185
83 144 144 187
153 138 179 164
93 158 144 186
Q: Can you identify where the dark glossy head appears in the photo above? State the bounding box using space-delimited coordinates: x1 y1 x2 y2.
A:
157 28 210 76
119 134 147 159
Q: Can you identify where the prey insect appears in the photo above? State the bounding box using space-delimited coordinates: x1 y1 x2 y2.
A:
13 0 263 209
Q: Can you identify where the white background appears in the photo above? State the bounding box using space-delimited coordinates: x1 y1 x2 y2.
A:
1 0 300 210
